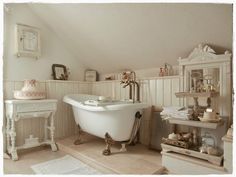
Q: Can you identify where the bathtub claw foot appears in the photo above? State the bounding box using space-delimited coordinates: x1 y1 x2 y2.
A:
103 133 115 156
103 149 111 156
120 143 127 152
74 125 84 145
74 138 83 145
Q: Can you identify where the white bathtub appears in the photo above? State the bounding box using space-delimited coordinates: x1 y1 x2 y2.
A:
63 94 148 142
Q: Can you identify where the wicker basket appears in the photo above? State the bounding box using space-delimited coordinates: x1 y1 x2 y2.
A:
162 137 192 149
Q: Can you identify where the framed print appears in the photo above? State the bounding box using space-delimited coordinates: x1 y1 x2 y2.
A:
16 24 41 59
52 64 68 80
85 70 97 82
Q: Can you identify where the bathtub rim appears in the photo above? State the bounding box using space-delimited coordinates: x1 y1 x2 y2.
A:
63 94 149 112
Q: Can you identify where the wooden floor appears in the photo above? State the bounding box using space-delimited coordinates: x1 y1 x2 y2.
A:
4 134 164 175
57 134 164 174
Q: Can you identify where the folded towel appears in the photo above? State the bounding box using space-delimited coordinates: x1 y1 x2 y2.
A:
84 100 114 106
161 108 192 114
162 106 184 112
161 106 193 120
84 100 100 106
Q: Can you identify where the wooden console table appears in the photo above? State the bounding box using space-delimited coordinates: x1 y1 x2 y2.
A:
5 99 58 160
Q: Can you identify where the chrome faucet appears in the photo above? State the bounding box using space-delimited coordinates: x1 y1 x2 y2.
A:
120 71 140 103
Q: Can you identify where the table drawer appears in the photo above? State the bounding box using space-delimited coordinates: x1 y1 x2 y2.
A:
16 103 57 113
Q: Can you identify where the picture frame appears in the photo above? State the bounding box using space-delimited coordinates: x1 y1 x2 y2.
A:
52 64 68 80
15 24 41 59
190 69 203 92
85 70 97 82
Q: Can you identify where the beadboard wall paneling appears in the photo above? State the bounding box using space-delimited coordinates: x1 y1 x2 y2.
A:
92 80 130 100
46 81 92 139
140 77 182 145
156 79 164 106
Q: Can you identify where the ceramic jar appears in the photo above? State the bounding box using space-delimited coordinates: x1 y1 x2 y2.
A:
22 79 38 92
14 79 46 100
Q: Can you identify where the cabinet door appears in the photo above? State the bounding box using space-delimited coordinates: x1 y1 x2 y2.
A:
16 24 41 59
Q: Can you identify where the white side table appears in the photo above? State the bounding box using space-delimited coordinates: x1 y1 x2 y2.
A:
5 99 58 161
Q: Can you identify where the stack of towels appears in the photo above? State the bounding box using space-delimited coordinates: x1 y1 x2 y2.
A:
161 106 193 120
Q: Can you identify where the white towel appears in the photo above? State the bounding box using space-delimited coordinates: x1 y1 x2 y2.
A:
84 100 100 106
84 100 113 106
161 106 193 120
162 106 184 112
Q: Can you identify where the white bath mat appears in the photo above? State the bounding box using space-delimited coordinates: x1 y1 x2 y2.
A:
31 155 101 174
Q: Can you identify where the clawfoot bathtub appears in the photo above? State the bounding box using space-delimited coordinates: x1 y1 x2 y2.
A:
63 94 148 155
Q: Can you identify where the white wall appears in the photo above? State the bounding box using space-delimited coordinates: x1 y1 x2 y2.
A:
4 3 232 81
28 3 233 75
3 4 86 81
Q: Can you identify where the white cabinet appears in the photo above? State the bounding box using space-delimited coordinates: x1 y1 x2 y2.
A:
178 44 232 124
161 44 232 174
16 24 41 59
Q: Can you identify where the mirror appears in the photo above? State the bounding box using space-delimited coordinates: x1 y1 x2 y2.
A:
187 68 220 93
190 69 203 92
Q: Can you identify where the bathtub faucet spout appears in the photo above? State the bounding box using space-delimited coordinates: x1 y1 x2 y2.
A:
134 81 140 102
120 71 140 103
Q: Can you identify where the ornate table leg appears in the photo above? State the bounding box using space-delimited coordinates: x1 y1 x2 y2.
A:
6 115 10 152
44 117 48 141
4 115 11 159
102 132 115 156
49 112 57 152
10 118 18 161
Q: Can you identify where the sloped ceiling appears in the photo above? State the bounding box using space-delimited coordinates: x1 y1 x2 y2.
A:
27 3 232 74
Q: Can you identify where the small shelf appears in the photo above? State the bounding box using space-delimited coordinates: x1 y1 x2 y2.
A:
168 118 224 129
175 92 219 98
161 143 223 166
8 140 52 151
